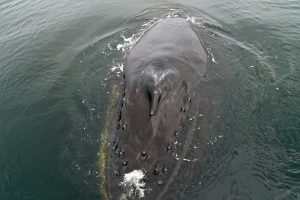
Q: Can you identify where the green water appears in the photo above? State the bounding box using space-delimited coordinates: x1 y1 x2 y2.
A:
0 0 299 199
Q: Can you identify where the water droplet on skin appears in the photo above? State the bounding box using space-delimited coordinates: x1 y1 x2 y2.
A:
141 151 147 157
114 170 120 176
167 144 172 151
153 167 161 175
174 131 178 136
114 144 119 152
189 117 195 121
122 161 128 166
163 167 167 173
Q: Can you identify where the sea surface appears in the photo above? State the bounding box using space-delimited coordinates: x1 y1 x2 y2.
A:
0 0 299 199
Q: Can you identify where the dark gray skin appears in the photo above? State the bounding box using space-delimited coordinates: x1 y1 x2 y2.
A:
107 18 207 199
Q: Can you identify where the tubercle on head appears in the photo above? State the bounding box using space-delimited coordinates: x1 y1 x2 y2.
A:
148 88 162 116
137 66 180 117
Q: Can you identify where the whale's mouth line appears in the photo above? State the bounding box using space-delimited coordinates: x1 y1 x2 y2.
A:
155 109 198 200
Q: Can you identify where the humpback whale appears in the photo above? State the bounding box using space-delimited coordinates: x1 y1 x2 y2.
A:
104 17 207 199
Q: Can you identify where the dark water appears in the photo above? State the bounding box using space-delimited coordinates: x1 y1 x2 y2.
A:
0 0 299 199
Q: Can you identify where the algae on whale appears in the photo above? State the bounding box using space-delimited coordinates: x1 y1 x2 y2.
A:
98 84 121 200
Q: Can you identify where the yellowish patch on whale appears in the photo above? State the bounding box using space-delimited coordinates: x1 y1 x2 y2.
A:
98 84 120 200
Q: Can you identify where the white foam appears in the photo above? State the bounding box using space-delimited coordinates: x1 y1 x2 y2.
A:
120 170 147 198
107 19 162 78
207 135 224 145
183 158 198 162
116 35 135 52
116 18 160 54
208 50 217 64
186 16 208 30
186 16 204 27
111 63 124 72
175 154 198 162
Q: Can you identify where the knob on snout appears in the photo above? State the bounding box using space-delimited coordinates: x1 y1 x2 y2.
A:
141 67 178 116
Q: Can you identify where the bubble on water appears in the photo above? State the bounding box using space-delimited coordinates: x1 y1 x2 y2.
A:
207 135 224 145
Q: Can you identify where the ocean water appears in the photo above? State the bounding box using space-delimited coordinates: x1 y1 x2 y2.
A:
0 0 299 199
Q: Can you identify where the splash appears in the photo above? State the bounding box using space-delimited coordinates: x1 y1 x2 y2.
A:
186 16 205 28
107 18 162 78
120 170 147 198
111 62 124 77
116 18 161 54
